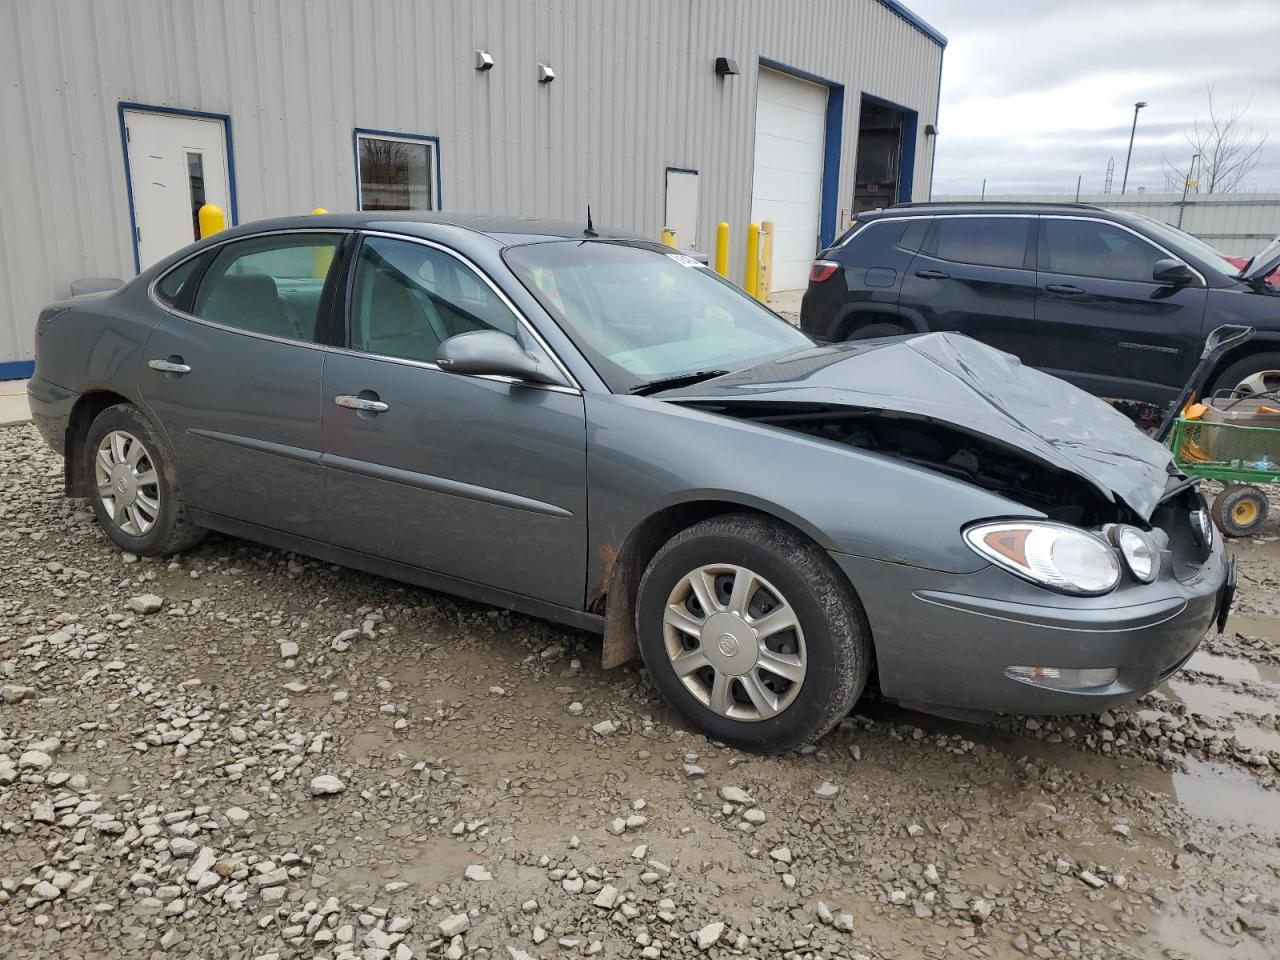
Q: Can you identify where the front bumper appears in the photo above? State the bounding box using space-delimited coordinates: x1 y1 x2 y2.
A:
833 533 1230 716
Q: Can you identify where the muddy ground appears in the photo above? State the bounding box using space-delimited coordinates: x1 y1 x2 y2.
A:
1 421 1278 960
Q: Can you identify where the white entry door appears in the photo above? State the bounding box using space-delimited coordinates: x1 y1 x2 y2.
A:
664 168 700 250
750 69 828 291
123 109 231 269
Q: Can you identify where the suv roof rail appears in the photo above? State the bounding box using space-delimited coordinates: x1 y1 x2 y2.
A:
888 200 1105 210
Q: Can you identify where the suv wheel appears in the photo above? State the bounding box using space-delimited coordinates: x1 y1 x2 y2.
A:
635 513 871 751
1209 352 1280 400
848 320 907 340
84 404 206 556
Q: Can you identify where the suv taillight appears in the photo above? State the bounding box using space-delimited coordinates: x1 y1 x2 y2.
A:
809 260 840 283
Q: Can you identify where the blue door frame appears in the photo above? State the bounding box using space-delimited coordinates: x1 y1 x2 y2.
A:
117 101 239 275
859 92 918 205
757 58 844 249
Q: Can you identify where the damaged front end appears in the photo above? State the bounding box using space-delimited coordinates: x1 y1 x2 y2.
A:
691 402 1143 527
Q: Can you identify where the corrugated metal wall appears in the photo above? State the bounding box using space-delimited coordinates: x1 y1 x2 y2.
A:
939 193 1280 258
0 0 943 370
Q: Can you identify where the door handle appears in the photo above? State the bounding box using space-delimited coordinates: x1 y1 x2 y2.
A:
148 357 191 374
335 394 390 413
914 269 951 280
1044 283 1086 296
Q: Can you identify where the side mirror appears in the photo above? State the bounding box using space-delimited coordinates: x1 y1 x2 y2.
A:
436 330 563 386
1153 258 1195 285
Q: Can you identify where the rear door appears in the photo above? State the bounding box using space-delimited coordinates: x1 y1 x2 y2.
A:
140 230 345 540
321 233 588 607
898 215 1039 357
1034 216 1208 400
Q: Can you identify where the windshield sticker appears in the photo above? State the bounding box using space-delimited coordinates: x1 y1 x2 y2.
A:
666 253 703 269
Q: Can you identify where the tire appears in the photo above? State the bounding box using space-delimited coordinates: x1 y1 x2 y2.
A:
635 513 871 752
848 321 908 341
83 403 206 556
1211 484 1268 538
1208 352 1280 401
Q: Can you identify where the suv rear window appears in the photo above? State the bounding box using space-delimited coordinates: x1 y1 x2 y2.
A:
929 217 1031 269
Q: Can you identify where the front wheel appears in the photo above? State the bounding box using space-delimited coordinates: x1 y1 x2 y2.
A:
84 404 206 556
635 513 871 751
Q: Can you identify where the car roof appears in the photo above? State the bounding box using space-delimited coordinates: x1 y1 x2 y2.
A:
210 210 642 246
859 201 1113 219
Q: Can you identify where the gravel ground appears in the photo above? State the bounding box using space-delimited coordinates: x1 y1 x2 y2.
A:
2 421 1278 960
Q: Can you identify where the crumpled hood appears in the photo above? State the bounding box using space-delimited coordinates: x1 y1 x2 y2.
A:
662 333 1174 520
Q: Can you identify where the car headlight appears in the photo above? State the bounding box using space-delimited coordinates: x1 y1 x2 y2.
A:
1190 504 1214 549
964 521 1121 595
1111 525 1160 583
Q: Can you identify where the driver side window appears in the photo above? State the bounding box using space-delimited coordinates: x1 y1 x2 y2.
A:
350 236 519 364
1042 219 1165 283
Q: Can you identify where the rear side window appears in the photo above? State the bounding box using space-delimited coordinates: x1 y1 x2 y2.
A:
1041 218 1166 283
190 233 341 342
930 217 1031 269
154 256 203 308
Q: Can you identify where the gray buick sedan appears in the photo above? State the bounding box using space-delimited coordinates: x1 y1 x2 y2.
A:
28 213 1232 750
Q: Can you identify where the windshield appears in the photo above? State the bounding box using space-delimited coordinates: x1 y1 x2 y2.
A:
504 240 813 393
1115 212 1240 278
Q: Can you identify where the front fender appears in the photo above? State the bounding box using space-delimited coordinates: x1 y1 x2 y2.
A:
585 394 1035 577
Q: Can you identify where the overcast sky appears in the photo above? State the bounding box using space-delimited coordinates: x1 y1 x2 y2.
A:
904 0 1280 196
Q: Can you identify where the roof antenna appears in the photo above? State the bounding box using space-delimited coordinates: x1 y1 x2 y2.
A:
584 205 598 238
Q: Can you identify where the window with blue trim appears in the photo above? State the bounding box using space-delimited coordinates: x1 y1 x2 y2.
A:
356 133 435 211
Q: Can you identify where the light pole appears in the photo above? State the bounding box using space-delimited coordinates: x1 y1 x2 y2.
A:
1120 100 1147 195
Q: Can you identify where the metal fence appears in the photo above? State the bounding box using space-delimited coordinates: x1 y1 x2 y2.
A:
937 192 1280 258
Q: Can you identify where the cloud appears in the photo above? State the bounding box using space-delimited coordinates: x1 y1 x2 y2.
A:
905 0 1280 194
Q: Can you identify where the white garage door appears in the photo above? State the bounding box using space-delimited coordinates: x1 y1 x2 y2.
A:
750 69 828 291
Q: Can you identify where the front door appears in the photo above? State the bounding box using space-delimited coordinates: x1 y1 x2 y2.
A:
1033 216 1208 400
123 108 232 269
899 215 1039 357
140 231 344 541
322 234 587 608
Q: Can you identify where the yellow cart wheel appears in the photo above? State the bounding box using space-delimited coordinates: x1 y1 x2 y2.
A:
1211 484 1269 538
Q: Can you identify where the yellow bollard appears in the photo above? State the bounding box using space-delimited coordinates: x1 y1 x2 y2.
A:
744 223 760 298
311 208 332 277
660 227 677 248
758 220 774 303
715 222 730 277
198 203 225 239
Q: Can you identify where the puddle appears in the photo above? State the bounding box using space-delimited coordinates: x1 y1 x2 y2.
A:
1154 679 1278 722
1170 756 1280 837
1221 723 1280 755
869 702 1280 839
1225 612 1280 646
1185 650 1280 686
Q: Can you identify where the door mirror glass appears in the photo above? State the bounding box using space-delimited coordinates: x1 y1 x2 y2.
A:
1152 258 1195 285
437 330 562 385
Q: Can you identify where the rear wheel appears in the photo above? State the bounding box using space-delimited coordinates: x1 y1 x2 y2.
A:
1212 484 1268 538
84 404 206 556
636 513 871 751
848 320 907 341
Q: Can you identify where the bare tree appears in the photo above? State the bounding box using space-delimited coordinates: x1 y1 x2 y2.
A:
1161 85 1267 194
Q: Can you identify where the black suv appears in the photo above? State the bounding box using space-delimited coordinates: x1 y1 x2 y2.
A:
800 202 1280 403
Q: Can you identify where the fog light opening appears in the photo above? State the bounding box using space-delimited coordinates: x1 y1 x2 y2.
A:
1005 665 1118 691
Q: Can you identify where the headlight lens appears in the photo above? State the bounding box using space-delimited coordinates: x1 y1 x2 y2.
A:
1113 525 1160 583
1190 504 1214 549
964 521 1121 595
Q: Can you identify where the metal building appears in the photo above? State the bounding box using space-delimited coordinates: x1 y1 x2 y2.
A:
0 0 945 379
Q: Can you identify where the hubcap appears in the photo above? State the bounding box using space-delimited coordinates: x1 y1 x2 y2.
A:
1234 369 1280 397
662 564 806 722
94 430 161 537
